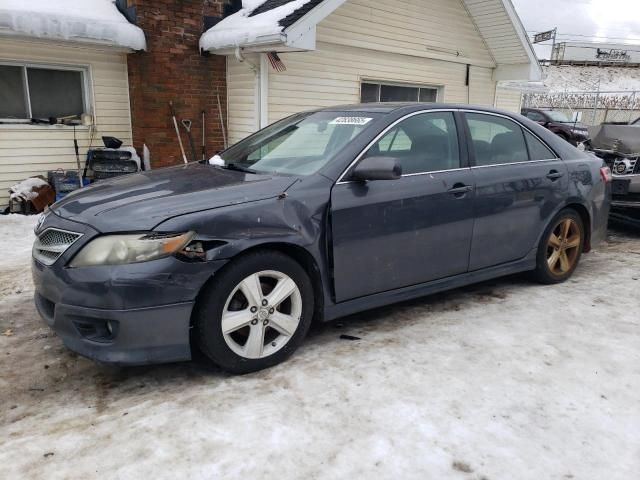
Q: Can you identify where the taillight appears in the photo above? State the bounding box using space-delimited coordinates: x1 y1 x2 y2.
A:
600 166 612 183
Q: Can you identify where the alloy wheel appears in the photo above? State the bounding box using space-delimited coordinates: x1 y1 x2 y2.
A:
221 270 302 359
546 218 582 276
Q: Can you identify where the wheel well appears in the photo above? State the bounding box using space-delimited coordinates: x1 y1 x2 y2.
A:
564 204 592 252
193 243 325 326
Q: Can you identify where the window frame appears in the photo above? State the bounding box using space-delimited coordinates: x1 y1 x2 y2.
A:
360 80 443 104
337 109 561 184
0 60 92 124
461 111 560 169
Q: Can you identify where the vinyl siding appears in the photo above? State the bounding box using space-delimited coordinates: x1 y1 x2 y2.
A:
317 0 495 67
227 0 506 141
0 38 132 209
226 54 259 145
461 0 530 65
494 87 523 113
267 43 501 125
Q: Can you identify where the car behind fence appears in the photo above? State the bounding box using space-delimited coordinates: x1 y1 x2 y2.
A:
523 90 640 126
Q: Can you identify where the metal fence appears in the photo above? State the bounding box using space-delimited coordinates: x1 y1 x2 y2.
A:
523 90 640 126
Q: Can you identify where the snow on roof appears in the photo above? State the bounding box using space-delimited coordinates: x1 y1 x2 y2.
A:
200 0 318 51
0 0 146 51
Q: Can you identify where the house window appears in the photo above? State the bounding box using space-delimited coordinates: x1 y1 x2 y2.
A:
0 63 89 122
360 82 439 104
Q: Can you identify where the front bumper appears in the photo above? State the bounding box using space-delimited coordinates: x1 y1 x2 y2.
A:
612 174 640 207
35 292 195 365
31 211 228 365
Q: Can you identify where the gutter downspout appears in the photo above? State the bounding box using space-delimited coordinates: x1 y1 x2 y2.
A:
234 47 268 131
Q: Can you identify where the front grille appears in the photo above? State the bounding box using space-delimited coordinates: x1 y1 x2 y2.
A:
612 157 639 175
33 228 82 266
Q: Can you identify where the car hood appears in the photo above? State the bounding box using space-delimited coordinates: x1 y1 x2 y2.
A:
51 163 298 232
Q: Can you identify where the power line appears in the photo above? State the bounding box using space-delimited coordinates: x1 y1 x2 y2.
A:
526 31 640 42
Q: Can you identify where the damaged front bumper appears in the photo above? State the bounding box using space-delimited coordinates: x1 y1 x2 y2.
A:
31 212 228 366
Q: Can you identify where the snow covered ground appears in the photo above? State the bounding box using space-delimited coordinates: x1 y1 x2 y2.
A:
1 214 639 479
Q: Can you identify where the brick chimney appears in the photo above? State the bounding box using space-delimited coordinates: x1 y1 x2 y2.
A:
126 0 227 167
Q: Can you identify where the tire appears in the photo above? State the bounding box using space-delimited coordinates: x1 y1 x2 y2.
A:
533 209 585 284
194 250 314 374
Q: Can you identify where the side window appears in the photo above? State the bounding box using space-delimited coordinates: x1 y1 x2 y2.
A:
376 128 412 153
524 130 556 160
525 111 546 122
365 112 460 174
466 113 528 166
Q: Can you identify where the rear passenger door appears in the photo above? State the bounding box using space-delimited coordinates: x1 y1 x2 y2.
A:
464 112 568 270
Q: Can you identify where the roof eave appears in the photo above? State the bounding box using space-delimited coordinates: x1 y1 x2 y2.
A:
497 0 542 81
0 30 140 52
204 33 303 55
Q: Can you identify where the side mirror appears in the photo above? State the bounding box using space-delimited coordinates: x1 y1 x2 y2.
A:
351 156 402 182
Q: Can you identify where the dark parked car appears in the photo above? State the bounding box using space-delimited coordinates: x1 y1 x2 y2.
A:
521 108 590 146
32 104 611 373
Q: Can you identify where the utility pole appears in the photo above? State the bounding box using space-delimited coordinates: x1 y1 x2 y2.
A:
551 28 557 64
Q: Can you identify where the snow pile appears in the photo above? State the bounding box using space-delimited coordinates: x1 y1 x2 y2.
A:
200 0 314 51
0 214 38 295
9 177 49 202
0 0 146 50
0 215 37 268
544 65 640 93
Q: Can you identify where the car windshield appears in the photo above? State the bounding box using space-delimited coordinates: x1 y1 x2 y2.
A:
218 111 380 176
546 111 572 123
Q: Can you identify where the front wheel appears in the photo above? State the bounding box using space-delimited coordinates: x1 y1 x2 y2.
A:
194 251 314 374
533 209 585 284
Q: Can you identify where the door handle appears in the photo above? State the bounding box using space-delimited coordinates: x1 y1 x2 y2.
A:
448 184 473 197
546 170 564 181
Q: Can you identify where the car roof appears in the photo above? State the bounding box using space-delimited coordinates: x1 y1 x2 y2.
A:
320 102 525 116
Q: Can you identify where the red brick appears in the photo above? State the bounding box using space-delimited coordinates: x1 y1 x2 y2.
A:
127 0 227 168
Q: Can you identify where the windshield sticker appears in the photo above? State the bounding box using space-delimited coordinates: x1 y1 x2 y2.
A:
329 117 373 126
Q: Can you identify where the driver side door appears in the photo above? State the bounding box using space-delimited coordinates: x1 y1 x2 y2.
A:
330 111 476 302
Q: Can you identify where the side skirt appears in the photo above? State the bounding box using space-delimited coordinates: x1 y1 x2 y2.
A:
323 252 537 322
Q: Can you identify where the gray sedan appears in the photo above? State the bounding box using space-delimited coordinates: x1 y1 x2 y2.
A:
32 103 611 373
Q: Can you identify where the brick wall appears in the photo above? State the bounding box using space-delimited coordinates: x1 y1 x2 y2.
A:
126 0 226 168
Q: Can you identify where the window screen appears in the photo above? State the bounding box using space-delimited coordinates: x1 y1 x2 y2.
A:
0 64 86 120
524 130 556 160
361 83 380 103
28 68 84 119
366 112 459 174
0 65 28 118
361 82 439 104
381 85 419 102
466 113 528 166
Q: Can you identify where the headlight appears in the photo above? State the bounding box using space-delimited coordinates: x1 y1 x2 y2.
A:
69 232 194 267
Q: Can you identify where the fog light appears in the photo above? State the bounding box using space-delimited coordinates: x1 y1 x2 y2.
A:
106 321 114 336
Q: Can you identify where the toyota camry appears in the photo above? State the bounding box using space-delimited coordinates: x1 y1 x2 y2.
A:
32 103 611 373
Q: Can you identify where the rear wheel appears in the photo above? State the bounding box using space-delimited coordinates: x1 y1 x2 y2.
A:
533 209 585 284
195 251 314 374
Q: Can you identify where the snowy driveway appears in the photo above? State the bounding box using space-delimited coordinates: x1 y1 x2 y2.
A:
1 215 639 479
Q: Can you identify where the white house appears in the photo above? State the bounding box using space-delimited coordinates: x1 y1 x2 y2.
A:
0 0 145 209
201 0 540 144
